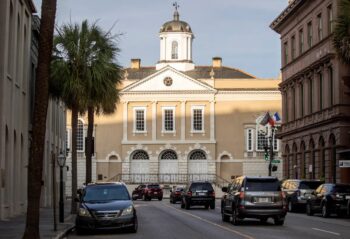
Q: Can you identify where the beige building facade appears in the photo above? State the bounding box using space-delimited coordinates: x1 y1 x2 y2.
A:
271 0 350 183
0 1 66 220
66 8 282 191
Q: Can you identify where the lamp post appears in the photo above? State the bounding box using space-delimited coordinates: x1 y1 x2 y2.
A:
57 152 66 223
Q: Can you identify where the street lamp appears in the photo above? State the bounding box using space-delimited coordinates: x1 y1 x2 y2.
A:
57 152 66 223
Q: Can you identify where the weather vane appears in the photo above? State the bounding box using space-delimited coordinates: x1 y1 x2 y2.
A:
173 2 179 11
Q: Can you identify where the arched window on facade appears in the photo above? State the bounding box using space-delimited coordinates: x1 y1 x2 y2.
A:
77 119 84 151
319 137 325 180
220 155 230 160
292 143 298 179
189 150 207 160
300 141 306 179
309 139 315 179
132 150 149 160
284 145 290 179
171 41 178 59
160 150 177 160
329 134 336 183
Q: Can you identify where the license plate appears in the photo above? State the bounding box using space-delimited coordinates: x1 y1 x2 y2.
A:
346 196 350 200
198 193 206 196
154 192 158 194
258 197 270 203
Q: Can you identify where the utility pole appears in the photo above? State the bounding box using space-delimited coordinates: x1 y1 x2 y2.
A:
268 127 275 176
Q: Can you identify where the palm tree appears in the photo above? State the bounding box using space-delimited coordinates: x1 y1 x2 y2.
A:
333 0 350 64
23 0 57 238
84 24 123 184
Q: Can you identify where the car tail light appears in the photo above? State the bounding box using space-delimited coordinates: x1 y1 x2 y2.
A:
239 192 245 199
175 192 181 195
280 191 286 199
187 191 192 196
210 191 215 197
296 190 301 197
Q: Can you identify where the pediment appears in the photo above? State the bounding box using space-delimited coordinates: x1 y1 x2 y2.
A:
121 66 216 93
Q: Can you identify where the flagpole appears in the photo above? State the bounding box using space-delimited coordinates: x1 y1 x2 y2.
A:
268 126 274 176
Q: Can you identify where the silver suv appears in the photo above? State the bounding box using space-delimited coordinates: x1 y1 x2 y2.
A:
221 176 287 225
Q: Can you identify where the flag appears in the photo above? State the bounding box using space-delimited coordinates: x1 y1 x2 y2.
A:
259 112 271 126
273 112 281 122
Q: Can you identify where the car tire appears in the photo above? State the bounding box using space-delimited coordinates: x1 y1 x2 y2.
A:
288 200 295 212
210 202 215 210
231 207 241 226
274 216 285 226
204 204 209 209
306 202 314 216
260 217 268 224
128 217 138 233
322 204 330 218
185 200 190 210
181 200 185 209
158 197 163 201
221 209 230 222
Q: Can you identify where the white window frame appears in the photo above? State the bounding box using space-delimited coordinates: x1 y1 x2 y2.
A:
191 105 205 133
162 106 176 133
77 118 85 152
66 129 71 152
246 128 254 152
133 107 147 133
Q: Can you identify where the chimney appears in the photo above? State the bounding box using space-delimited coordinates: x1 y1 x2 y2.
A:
212 57 222 68
131 59 141 69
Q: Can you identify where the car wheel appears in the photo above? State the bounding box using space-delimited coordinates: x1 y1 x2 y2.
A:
210 202 215 210
185 200 190 210
221 208 230 222
231 207 241 226
306 202 314 216
158 197 163 201
274 216 285 226
288 200 295 212
322 204 330 218
181 200 185 209
128 216 138 233
260 217 268 224
204 204 209 209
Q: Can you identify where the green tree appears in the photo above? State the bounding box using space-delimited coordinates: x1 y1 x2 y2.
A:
23 0 57 238
333 0 350 64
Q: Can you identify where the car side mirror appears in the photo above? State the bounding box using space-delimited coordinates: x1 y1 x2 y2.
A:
222 187 228 193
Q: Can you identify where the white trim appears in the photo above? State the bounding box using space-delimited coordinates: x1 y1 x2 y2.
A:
152 102 157 141
123 102 128 142
181 101 186 140
133 106 147 133
191 105 205 133
77 118 85 152
217 151 234 161
121 140 216 145
162 106 176 133
246 128 254 152
210 101 215 141
105 151 121 161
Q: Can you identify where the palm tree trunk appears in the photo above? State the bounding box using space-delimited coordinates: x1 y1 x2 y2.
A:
71 107 78 214
22 0 57 238
85 106 94 184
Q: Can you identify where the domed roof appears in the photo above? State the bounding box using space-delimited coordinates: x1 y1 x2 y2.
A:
160 10 192 33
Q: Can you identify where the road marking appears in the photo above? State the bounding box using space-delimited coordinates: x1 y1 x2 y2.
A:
163 204 255 239
312 228 340 236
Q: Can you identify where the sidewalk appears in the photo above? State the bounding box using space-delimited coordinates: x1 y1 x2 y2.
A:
0 201 75 239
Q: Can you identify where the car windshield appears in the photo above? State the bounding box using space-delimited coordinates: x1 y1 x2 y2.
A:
190 183 213 191
83 185 130 202
299 181 323 190
176 187 183 191
245 179 280 192
332 185 350 193
147 184 160 189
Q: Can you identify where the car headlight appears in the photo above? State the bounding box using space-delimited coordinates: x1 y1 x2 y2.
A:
121 205 134 216
78 208 91 217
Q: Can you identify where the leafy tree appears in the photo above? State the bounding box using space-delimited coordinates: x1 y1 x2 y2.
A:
23 0 57 238
333 0 350 64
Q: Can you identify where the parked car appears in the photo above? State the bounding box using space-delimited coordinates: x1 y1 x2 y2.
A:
221 176 287 225
281 179 324 212
170 186 184 204
181 181 215 210
306 183 350 218
75 182 137 234
132 184 163 201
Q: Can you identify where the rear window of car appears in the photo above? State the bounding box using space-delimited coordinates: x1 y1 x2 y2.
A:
147 184 160 189
83 185 130 202
190 183 213 191
244 179 281 192
299 181 323 190
332 185 350 193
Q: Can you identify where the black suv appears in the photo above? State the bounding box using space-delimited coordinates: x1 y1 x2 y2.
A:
281 179 324 212
75 182 138 234
181 181 215 210
306 183 350 218
221 176 287 225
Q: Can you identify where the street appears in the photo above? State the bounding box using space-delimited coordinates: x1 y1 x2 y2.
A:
67 200 350 239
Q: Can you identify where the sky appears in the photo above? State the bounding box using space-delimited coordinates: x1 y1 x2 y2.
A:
32 0 288 78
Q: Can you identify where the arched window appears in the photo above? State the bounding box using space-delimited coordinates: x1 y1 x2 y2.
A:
300 141 306 179
77 119 84 151
329 134 336 183
284 145 290 178
132 150 149 160
319 137 325 179
160 150 177 160
189 150 207 160
220 155 230 160
171 41 178 59
309 139 315 179
109 155 118 161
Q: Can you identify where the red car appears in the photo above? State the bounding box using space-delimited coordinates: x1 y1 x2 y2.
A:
132 184 163 201
170 186 184 204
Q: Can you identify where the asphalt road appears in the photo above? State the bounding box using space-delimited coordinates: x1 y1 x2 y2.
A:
67 200 350 239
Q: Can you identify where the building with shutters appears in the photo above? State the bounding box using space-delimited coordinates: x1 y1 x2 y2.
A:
66 7 282 190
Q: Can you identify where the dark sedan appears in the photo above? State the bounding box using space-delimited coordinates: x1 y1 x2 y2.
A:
170 186 183 204
306 183 350 217
75 182 138 234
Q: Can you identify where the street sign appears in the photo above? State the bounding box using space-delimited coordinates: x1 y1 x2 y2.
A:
339 160 350 168
272 159 281 164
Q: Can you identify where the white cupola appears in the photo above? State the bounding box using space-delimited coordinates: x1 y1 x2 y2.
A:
156 4 195 71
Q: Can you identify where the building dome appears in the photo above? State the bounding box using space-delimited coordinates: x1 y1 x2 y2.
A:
160 10 192 33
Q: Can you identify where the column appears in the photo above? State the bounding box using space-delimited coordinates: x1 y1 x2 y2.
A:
152 101 157 141
210 100 215 141
181 101 186 141
122 101 128 142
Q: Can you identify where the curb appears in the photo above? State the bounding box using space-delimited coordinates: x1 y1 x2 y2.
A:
53 224 75 239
